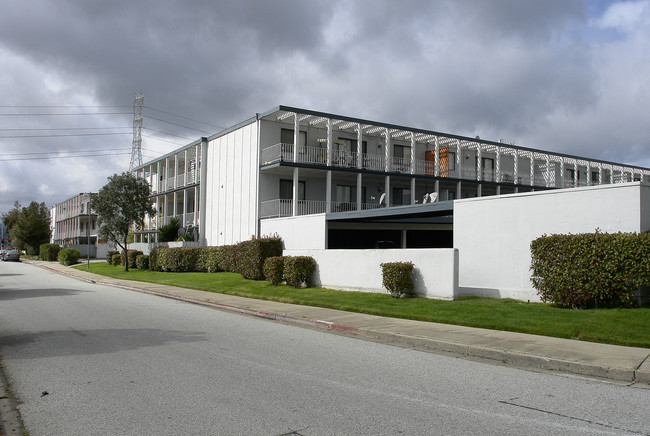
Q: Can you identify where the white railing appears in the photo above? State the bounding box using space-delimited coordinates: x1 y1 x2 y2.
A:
391 157 411 173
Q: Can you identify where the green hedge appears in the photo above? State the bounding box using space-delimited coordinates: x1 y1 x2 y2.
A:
263 256 285 285
111 253 122 266
39 243 60 261
121 250 143 269
195 246 222 273
381 262 415 298
106 250 119 265
238 238 283 280
58 248 81 266
149 247 201 272
135 254 149 270
530 232 650 308
284 256 315 288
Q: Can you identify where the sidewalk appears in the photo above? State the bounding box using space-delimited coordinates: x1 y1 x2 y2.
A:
35 261 650 386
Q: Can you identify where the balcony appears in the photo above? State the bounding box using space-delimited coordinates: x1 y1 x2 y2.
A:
261 143 547 186
260 199 389 219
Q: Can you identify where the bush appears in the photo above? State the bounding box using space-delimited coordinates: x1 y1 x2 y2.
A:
263 256 285 285
237 238 283 280
121 250 143 269
58 248 81 266
39 243 60 261
217 245 239 273
106 250 119 265
148 247 201 272
284 256 315 288
111 253 121 266
530 232 650 308
381 262 415 298
159 217 180 242
135 254 149 270
196 246 222 273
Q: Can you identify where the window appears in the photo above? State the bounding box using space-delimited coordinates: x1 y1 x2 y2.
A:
393 144 411 160
448 152 456 170
475 157 495 182
391 188 411 206
591 171 600 185
281 128 307 152
280 179 305 200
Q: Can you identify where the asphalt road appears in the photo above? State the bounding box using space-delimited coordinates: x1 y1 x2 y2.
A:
0 261 648 435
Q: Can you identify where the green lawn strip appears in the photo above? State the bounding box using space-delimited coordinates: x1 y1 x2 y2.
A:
75 263 650 348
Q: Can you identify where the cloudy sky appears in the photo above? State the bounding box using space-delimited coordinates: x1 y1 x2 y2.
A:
1 0 649 214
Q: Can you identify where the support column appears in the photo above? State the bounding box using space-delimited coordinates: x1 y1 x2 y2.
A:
194 186 199 226
573 161 578 187
410 132 416 175
411 178 416 205
496 146 501 183
293 114 300 163
530 155 535 187
401 229 407 249
586 162 591 186
198 137 208 246
434 137 440 177
545 154 550 187
598 165 603 185
384 175 390 207
384 128 391 172
174 153 178 189
327 118 333 166
182 189 187 228
326 170 332 213
356 173 362 210
476 144 482 182
292 167 299 216
560 158 565 188
357 123 363 170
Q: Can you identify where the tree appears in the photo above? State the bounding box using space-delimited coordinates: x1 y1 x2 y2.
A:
9 201 51 254
91 172 154 271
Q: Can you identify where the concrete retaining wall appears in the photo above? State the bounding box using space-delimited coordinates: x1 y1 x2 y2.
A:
284 248 459 300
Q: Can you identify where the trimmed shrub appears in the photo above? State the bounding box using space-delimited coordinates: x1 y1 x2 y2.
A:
149 247 201 272
121 250 143 269
111 253 121 266
381 262 415 298
238 238 283 280
106 250 119 265
217 244 239 273
530 232 650 308
196 246 222 273
135 254 149 270
284 256 316 288
263 256 285 285
58 248 81 266
39 243 60 261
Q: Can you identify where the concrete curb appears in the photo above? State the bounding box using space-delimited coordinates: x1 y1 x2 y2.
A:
38 263 650 385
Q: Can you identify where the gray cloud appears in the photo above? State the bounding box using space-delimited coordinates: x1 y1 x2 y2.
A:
0 0 648 213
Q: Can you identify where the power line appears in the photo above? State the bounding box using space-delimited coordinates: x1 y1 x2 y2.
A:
144 115 212 134
0 127 131 131
0 112 131 116
143 127 195 141
0 152 130 162
0 132 130 139
0 105 131 108
144 105 224 130
142 135 185 146
3 148 131 157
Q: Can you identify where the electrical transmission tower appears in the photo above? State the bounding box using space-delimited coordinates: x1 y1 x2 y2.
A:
129 92 144 171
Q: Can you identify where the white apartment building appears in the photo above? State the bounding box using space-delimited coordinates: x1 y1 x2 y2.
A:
52 193 100 256
132 105 650 300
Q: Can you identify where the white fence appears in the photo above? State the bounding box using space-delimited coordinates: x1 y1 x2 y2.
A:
284 248 459 300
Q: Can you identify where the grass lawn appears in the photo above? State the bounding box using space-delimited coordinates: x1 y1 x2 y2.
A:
75 263 650 348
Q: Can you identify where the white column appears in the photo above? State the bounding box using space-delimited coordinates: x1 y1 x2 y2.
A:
598 165 603 185
384 175 390 206
496 147 501 183
327 118 333 166
293 114 299 163
356 123 363 170
411 178 416 205
586 162 591 186
174 153 178 189
434 137 440 177
198 138 208 245
292 167 299 216
476 144 482 182
173 191 177 221
456 140 462 179
530 155 535 187
573 161 578 187
356 173 362 210
559 158 565 188
326 170 332 213
545 154 550 187
194 186 199 226
384 128 391 172
410 132 416 175
182 189 187 228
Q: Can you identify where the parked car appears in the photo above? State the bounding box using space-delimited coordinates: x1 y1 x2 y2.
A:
2 249 20 262
0 249 6 259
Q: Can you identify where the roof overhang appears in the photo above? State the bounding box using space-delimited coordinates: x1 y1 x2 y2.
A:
326 201 454 224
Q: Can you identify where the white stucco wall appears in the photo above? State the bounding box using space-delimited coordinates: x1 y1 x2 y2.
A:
285 248 459 300
454 182 650 301
204 121 259 246
260 214 327 250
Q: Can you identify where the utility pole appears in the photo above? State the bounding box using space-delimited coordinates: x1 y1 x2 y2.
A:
129 92 144 171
